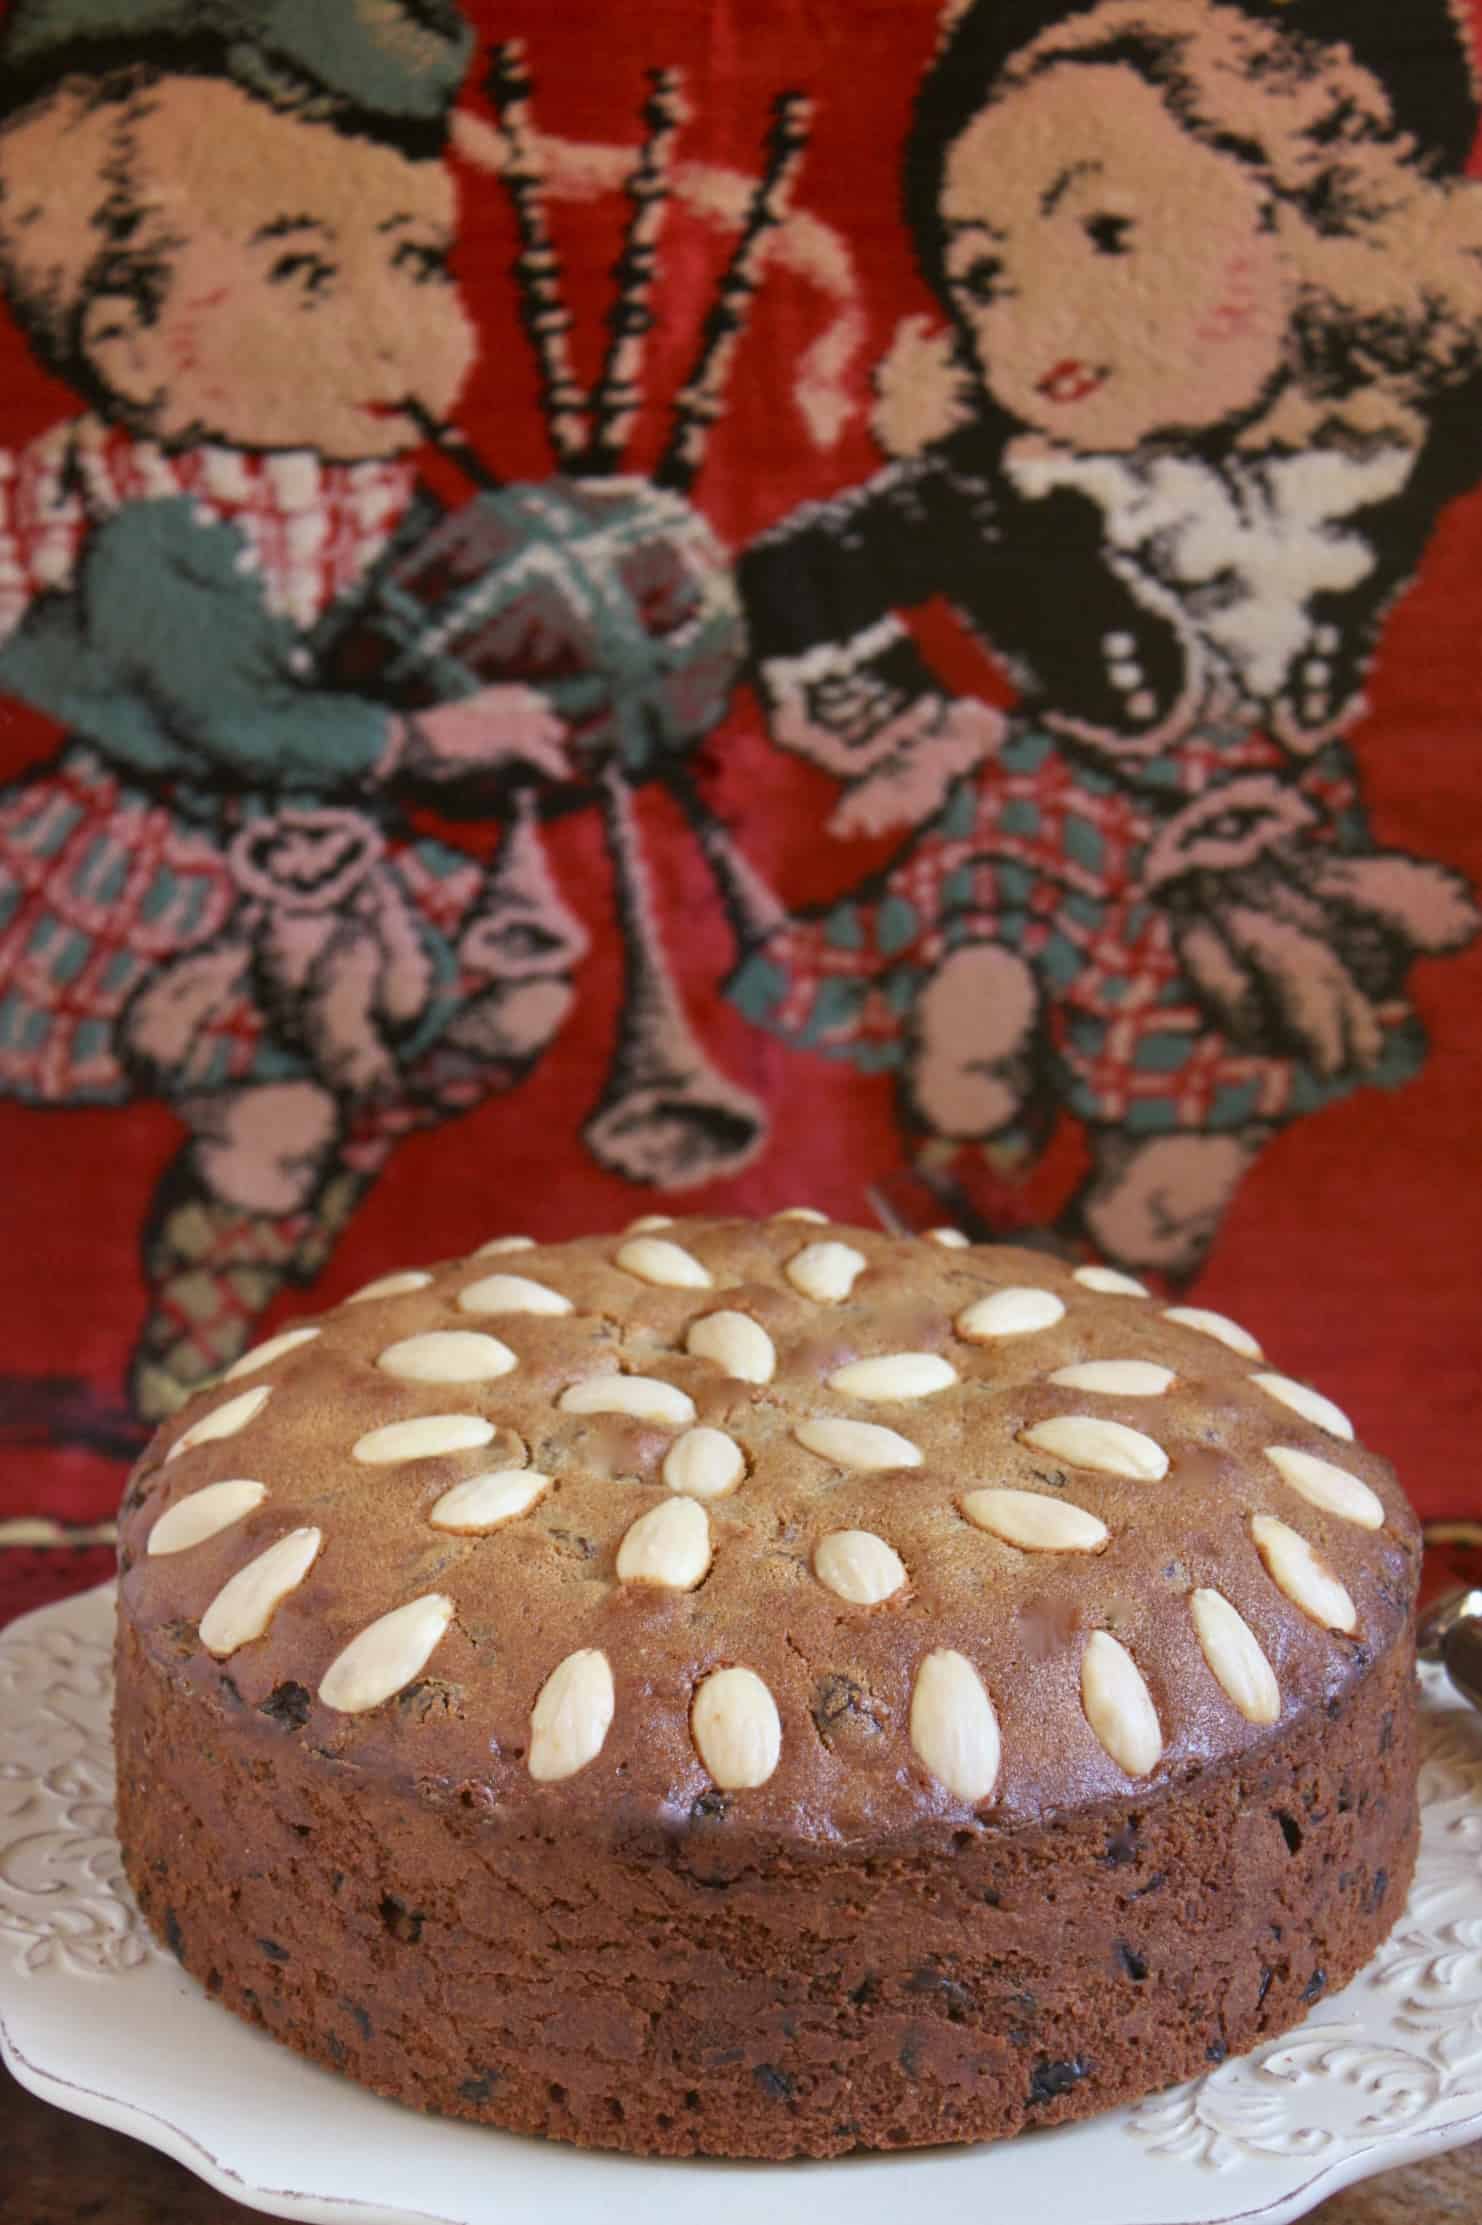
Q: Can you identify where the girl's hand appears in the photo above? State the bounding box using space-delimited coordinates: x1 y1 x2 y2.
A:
827 695 1004 838
386 686 572 787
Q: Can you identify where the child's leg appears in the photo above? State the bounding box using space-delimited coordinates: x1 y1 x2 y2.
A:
1061 1124 1273 1285
128 1079 354 1418
905 941 1043 1139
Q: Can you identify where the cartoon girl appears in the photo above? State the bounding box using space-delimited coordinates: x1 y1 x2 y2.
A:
732 0 1482 1279
0 7 584 1418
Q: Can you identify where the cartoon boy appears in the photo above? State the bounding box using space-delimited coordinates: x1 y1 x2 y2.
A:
0 0 585 1417
733 0 1481 1280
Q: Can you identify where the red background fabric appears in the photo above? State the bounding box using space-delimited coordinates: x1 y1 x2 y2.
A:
1 0 1479 1624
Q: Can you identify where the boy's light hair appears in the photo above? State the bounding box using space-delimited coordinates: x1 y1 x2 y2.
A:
0 58 433 418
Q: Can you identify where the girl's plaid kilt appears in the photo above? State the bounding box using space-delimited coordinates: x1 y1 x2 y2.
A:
728 719 1426 1136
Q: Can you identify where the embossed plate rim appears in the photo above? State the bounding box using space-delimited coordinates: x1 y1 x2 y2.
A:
2 1581 1481 2225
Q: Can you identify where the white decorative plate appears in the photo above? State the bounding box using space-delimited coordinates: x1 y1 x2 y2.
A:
4 1584 1482 2225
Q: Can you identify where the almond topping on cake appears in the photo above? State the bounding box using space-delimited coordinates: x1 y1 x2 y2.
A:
1047 1360 1174 1396
1251 1373 1354 1441
663 1427 746 1499
1190 1589 1281 1724
909 1649 1000 1803
353 1414 496 1464
1265 1446 1384 1530
684 1310 777 1384
1163 1305 1262 1358
1251 1514 1357 1631
813 1529 906 1604
1019 1414 1169 1480
198 1528 322 1657
616 1498 712 1589
528 1649 616 1781
1073 1265 1150 1297
692 1666 781 1788
792 1416 922 1470
827 1352 958 1401
147 1478 268 1556
376 1331 518 1383
319 1594 455 1714
428 1469 551 1532
1081 1631 1162 1776
557 1374 697 1426
955 1286 1066 1339
785 1240 866 1302
457 1273 573 1317
224 1326 320 1380
961 1487 1108 1553
165 1383 272 1463
615 1236 713 1289
347 1269 433 1302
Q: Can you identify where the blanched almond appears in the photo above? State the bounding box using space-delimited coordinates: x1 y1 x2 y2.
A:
474 1234 535 1256
615 1236 712 1289
428 1468 551 1532
663 1427 746 1499
1265 1445 1383 1530
926 1226 969 1248
318 1593 454 1714
353 1413 495 1464
626 1213 674 1231
1081 1631 1162 1776
793 1416 922 1470
685 1310 776 1385
1048 1359 1173 1396
1020 1414 1168 1480
1190 1589 1280 1724
457 1272 572 1317
785 1240 866 1303
376 1330 517 1383
961 1487 1108 1553
1251 1373 1353 1442
774 1206 827 1222
147 1478 267 1556
956 1286 1065 1340
165 1383 271 1463
1250 1513 1356 1632
691 1666 781 1788
348 1268 433 1301
1163 1305 1262 1359
557 1373 696 1426
909 1649 1000 1803
814 1529 906 1604
828 1352 957 1402
198 1527 321 1657
528 1649 615 1781
1073 1265 1149 1297
616 1497 711 1589
224 1326 320 1380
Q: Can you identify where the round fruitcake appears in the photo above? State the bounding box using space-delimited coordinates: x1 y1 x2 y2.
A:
113 1213 1420 2159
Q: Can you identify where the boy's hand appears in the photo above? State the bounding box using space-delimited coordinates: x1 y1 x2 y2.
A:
386 687 572 787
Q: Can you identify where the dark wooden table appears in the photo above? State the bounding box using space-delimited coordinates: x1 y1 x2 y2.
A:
5 2059 1480 2222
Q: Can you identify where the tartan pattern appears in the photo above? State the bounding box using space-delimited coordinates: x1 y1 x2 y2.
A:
0 748 517 1105
0 750 237 1100
325 476 744 773
732 722 1423 1134
0 424 538 1108
0 420 414 639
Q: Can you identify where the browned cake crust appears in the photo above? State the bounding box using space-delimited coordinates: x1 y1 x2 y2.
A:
112 1216 1422 2158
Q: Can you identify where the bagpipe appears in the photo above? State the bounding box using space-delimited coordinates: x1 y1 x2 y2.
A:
314 45 808 1187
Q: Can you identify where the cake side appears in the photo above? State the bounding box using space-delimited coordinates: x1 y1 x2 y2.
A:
114 1602 1418 2158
